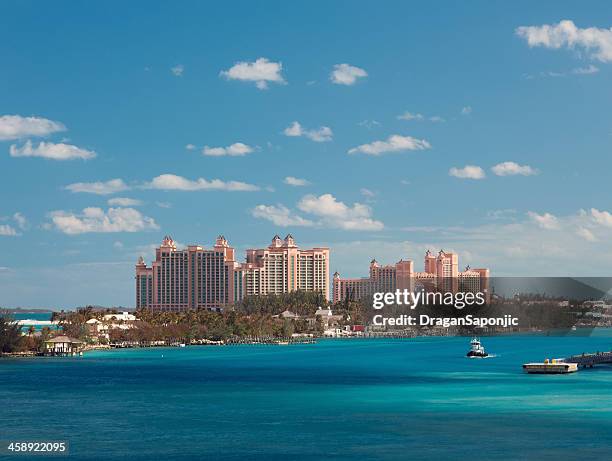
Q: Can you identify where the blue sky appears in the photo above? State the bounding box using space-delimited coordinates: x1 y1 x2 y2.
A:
1 1 612 308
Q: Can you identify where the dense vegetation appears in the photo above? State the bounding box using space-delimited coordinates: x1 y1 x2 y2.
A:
0 311 51 353
47 291 369 345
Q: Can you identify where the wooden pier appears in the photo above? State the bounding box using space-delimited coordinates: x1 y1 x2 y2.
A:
563 350 612 368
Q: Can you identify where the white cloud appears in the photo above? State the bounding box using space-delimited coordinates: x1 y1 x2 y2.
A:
108 197 142 207
13 212 28 230
171 64 184 76
516 20 612 62
360 188 376 198
330 63 368 85
358 120 380 129
572 64 599 74
397 112 444 122
220 57 286 90
48 207 159 235
492 161 538 176
145 174 259 191
348 134 431 156
113 241 124 249
449 165 486 179
185 143 196 150
576 227 597 242
331 208 612 278
251 205 314 227
283 121 333 142
528 211 560 230
461 106 472 115
297 193 384 231
253 193 384 231
0 224 18 236
0 115 66 141
398 112 424 121
202 142 254 157
10 140 96 160
590 208 612 227
156 202 172 209
526 64 600 79
284 176 310 187
65 179 129 195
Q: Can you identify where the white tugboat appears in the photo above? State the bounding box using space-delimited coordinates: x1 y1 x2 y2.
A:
466 337 489 358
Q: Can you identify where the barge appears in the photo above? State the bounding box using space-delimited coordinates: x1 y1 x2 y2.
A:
523 359 578 374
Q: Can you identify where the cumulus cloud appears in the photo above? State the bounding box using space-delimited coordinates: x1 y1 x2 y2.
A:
171 64 184 76
461 106 472 115
516 20 612 62
253 193 384 231
330 64 368 85
284 176 310 187
251 205 314 227
283 121 333 142
528 211 560 230
348 134 431 156
185 144 196 150
492 161 538 176
48 207 159 235
576 227 597 242
0 224 18 236
590 208 612 227
145 174 259 191
202 142 254 157
220 57 286 89
332 208 612 278
108 197 142 207
397 112 445 122
10 140 96 160
449 165 486 180
0 115 66 141
297 194 384 230
65 179 129 195
13 212 28 230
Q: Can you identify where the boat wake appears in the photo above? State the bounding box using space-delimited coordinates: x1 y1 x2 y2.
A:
467 354 497 359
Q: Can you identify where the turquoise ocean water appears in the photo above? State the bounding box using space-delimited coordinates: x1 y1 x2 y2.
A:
1 332 611 460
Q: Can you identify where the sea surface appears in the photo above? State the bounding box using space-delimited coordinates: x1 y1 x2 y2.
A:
1 331 611 460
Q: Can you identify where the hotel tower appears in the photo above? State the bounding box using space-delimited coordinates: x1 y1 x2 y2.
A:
333 250 489 303
136 234 330 310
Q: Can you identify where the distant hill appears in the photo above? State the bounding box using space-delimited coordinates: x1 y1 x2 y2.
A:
2 307 55 314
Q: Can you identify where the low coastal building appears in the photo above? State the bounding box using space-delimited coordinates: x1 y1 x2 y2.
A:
275 310 300 320
44 336 84 356
86 312 140 341
312 307 343 329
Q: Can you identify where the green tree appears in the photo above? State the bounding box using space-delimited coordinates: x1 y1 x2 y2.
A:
0 312 24 353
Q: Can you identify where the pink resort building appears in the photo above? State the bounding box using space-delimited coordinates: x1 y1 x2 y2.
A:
136 234 330 311
333 250 489 303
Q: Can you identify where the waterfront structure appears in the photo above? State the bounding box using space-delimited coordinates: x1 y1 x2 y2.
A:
86 312 140 341
333 250 489 303
43 336 84 356
136 234 330 311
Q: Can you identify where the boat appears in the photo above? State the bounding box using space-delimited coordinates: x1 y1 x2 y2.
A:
466 337 488 358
